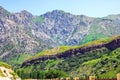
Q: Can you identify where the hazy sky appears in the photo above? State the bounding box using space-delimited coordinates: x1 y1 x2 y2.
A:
0 0 120 17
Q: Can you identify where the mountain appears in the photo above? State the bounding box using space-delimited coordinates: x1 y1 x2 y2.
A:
0 6 120 65
29 10 120 46
20 35 120 78
0 61 20 79
0 6 51 65
37 10 93 45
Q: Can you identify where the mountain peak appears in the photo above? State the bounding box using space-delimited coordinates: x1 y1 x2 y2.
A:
20 10 32 14
52 10 65 13
42 10 71 16
15 10 34 18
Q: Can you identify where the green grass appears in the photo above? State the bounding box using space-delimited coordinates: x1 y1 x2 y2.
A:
29 46 80 60
0 69 5 77
80 35 120 47
99 70 117 78
45 59 63 70
79 48 120 78
81 19 108 44
0 61 11 69
82 33 107 44
10 71 18 78
82 59 101 66
9 53 32 65
0 61 18 78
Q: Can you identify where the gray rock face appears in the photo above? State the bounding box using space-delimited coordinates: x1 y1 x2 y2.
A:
33 10 120 46
34 10 93 45
0 6 50 60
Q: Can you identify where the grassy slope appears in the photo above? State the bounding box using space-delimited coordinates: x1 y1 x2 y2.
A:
0 61 11 69
0 61 19 78
31 46 79 59
73 48 120 78
0 69 5 77
19 35 120 78
0 61 10 77
81 19 108 44
29 35 120 60
8 54 32 65
22 47 120 78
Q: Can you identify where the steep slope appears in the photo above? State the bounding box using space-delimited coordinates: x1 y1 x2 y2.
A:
22 35 120 64
72 48 120 78
36 10 93 45
0 61 20 79
0 6 51 65
82 17 120 44
20 35 120 78
33 10 120 45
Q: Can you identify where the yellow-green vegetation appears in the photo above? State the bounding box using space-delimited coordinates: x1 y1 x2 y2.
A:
10 71 18 79
76 48 120 78
16 69 68 79
0 61 11 69
0 61 19 79
7 53 32 65
81 19 108 44
30 46 80 60
45 59 63 69
82 59 101 66
19 35 120 79
0 69 5 77
80 35 120 47
29 35 120 60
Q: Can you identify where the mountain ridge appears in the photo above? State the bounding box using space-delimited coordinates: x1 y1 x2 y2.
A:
0 6 120 65
21 35 120 67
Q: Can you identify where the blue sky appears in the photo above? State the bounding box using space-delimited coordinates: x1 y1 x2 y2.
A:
0 0 120 17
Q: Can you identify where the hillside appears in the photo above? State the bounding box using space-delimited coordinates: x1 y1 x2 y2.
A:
22 35 120 64
1 6 120 65
0 6 51 65
0 61 20 79
20 35 120 78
